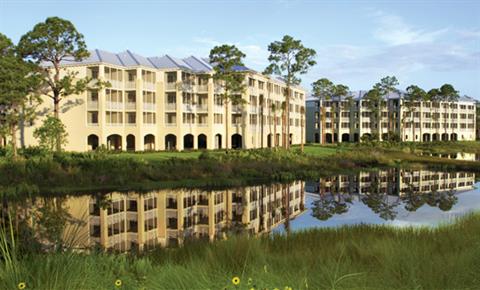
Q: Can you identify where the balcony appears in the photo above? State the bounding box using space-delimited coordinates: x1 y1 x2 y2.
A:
143 102 156 111
183 104 194 112
106 101 123 110
87 101 98 110
165 103 176 110
198 216 209 225
166 200 177 209
232 105 242 113
197 84 208 92
198 198 208 206
144 82 155 91
165 82 176 91
125 81 136 90
249 86 258 96
197 104 208 112
125 102 136 110
181 83 194 92
108 80 123 89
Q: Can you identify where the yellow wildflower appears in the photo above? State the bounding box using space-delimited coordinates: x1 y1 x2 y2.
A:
115 279 122 287
232 276 240 285
17 282 26 290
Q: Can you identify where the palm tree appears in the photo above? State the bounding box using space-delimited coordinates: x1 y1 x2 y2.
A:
281 101 287 147
405 85 427 142
311 78 335 144
439 84 459 140
300 106 305 152
427 88 441 139
270 103 277 149
332 84 350 143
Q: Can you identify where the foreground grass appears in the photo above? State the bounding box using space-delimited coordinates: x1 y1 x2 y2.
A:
1 213 479 289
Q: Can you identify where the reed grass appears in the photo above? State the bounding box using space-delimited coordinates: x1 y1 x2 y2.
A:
1 213 479 289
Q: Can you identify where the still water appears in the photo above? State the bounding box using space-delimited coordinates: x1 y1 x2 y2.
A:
8 168 478 252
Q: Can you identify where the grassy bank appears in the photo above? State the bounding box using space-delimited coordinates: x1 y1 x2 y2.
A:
1 213 479 289
1 144 479 197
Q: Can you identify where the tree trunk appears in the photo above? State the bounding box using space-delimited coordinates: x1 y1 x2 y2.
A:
10 123 17 158
321 106 326 144
274 113 277 150
331 103 336 144
301 113 304 153
225 100 229 150
269 107 273 149
260 101 264 148
285 86 290 149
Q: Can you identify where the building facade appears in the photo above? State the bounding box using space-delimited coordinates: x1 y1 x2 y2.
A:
18 50 305 151
306 91 477 143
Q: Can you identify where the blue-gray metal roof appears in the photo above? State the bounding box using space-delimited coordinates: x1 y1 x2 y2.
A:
307 91 476 103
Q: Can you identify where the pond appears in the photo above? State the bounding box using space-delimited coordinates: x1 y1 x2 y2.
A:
4 168 478 252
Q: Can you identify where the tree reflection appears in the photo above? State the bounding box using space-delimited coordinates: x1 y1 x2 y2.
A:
360 173 400 220
311 169 466 222
311 194 350 221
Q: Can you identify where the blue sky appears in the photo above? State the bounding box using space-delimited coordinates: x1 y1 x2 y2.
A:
1 0 479 98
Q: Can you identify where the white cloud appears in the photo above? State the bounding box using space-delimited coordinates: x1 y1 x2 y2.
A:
371 10 448 45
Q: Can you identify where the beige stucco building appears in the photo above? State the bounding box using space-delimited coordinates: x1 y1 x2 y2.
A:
306 91 477 143
18 49 305 151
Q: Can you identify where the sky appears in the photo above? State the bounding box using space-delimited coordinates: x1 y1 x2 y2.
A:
1 0 479 98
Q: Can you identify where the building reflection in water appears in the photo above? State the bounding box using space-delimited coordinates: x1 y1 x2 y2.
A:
19 182 305 252
306 169 476 221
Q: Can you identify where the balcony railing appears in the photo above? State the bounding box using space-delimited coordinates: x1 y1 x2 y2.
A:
126 122 136 126
183 104 194 111
144 82 155 91
143 102 156 111
197 122 208 127
165 82 176 91
125 81 136 90
197 84 208 92
106 101 123 110
108 80 123 89
165 103 176 110
232 105 242 113
250 106 258 114
197 104 208 112
87 101 98 110
125 102 136 110
165 123 177 127
249 86 258 95
181 83 194 92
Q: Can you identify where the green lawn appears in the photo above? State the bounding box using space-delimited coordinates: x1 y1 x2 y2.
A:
300 144 348 157
114 150 204 161
115 145 346 161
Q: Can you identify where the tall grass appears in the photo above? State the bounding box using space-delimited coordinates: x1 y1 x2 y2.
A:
1 213 479 289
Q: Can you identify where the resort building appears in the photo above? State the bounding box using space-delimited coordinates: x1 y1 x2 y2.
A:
22 182 305 251
18 49 305 151
306 91 477 143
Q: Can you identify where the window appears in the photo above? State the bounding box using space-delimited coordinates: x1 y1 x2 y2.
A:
88 112 98 124
183 113 195 124
106 112 123 124
143 112 156 124
214 113 223 124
